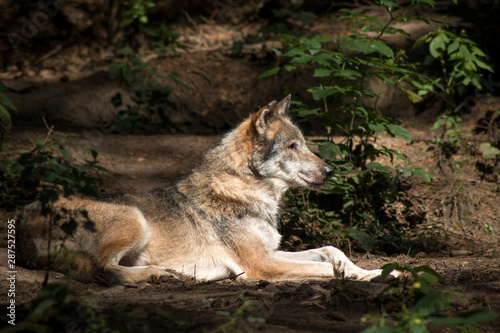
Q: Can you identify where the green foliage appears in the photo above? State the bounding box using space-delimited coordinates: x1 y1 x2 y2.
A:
415 28 493 100
266 1 438 252
0 130 106 211
108 0 188 133
0 80 18 143
1 283 117 333
123 0 156 26
143 23 186 57
479 142 500 159
108 45 185 132
212 294 265 333
361 264 499 333
414 27 494 168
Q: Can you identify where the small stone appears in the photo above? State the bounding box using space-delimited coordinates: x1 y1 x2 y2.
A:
414 252 427 258
138 282 149 290
109 285 125 293
450 250 471 257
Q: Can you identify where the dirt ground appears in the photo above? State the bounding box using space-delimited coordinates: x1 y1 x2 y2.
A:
1 129 499 332
1 1 500 332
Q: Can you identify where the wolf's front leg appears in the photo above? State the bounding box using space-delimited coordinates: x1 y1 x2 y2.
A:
274 246 384 281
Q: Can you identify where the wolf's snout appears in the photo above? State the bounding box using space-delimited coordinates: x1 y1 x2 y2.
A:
322 166 334 178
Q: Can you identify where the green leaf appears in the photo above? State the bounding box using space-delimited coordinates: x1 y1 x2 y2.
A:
447 41 460 54
475 59 494 72
371 40 394 58
0 104 12 133
139 15 148 24
458 44 472 60
304 37 322 50
335 69 362 79
379 0 401 11
318 141 340 160
429 32 449 58
416 0 436 8
381 263 401 278
419 271 440 285
89 149 98 160
258 67 280 78
411 168 434 182
108 63 121 74
386 124 412 143
120 45 134 56
471 45 486 57
367 162 396 174
61 148 73 163
283 48 304 57
291 54 313 63
0 92 18 113
341 39 394 58
368 123 385 132
377 75 395 85
479 142 500 159
312 88 336 99
399 86 423 103
314 68 332 77
412 34 428 51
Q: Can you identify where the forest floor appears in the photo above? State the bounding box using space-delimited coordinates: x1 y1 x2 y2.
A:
1 129 499 332
1 1 500 332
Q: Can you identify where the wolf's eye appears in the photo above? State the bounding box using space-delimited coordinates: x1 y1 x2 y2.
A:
289 143 298 151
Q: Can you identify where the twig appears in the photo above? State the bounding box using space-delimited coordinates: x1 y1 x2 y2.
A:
182 10 199 32
42 116 54 144
37 43 64 64
188 69 212 85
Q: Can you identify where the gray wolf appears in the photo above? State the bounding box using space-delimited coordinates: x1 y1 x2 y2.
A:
18 95 386 284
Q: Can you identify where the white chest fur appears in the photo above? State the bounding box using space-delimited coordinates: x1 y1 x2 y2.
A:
245 218 282 251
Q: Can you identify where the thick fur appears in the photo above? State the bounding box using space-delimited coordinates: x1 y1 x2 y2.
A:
18 95 386 284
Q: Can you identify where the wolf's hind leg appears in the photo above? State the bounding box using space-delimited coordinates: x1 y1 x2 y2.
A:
96 207 176 284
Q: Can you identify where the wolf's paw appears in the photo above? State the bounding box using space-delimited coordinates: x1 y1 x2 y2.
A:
148 266 184 283
350 269 383 282
344 268 399 282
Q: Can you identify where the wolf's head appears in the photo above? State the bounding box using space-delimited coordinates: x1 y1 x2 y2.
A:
247 95 333 189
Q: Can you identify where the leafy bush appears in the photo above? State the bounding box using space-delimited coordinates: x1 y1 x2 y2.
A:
0 130 106 211
1 283 117 333
414 27 495 172
361 264 499 333
263 0 439 252
108 33 186 132
414 28 494 115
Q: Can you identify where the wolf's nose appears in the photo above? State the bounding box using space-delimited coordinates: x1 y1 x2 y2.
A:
323 166 334 178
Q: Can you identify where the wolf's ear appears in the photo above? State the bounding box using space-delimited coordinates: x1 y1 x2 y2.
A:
276 94 291 116
253 100 277 134
252 95 292 135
